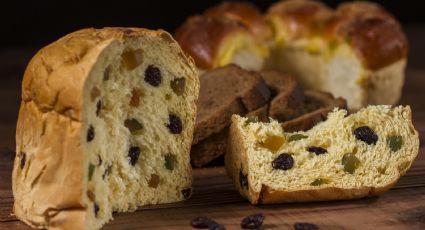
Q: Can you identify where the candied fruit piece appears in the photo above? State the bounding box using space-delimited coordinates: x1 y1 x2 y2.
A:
166 114 183 134
261 135 285 152
288 134 308 142
387 135 403 152
20 152 26 170
88 163 95 181
90 87 100 102
102 165 112 179
148 174 160 188
128 146 140 166
294 222 319 230
310 178 329 186
87 190 95 201
170 78 186 96
244 116 259 126
121 49 144 70
144 65 161 86
241 213 265 229
164 153 177 171
354 126 378 145
272 153 294 170
103 66 111 81
181 187 192 199
87 125 95 142
342 153 360 174
124 118 143 134
307 146 327 155
130 88 142 107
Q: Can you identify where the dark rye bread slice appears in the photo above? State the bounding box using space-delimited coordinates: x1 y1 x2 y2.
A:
191 70 347 167
193 64 270 145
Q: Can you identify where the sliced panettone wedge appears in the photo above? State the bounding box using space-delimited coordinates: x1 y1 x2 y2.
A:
226 105 419 204
13 28 199 229
266 0 408 109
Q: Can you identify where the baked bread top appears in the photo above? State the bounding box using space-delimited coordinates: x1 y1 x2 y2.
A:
268 0 408 70
204 1 272 42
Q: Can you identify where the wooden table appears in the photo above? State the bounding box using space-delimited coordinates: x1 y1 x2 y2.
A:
1 26 425 229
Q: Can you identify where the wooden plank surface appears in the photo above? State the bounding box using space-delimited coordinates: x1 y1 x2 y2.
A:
1 26 425 229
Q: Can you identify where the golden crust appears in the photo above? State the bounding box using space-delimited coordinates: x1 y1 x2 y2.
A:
14 27 197 229
204 1 272 42
174 16 250 69
267 0 333 40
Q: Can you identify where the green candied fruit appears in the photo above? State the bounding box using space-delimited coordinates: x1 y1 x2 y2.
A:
164 153 177 171
310 178 330 186
124 118 143 134
342 153 360 174
88 163 95 181
170 78 186 96
288 134 308 142
244 116 259 126
387 135 403 152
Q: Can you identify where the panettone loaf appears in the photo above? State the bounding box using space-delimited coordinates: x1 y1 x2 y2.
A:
13 28 199 229
226 105 419 204
175 0 408 110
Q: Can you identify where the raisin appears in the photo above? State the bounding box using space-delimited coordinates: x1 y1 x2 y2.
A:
239 169 248 190
20 152 26 170
182 187 193 199
387 135 403 152
191 216 215 228
294 222 319 230
128 146 140 166
88 163 95 181
148 174 160 188
130 88 142 107
241 213 265 229
190 216 225 230
310 178 329 186
94 203 100 218
288 134 308 142
170 78 186 96
87 125 95 142
164 153 177 171
342 153 360 174
307 146 327 155
354 126 378 145
124 118 143 134
102 165 112 179
272 153 294 170
167 114 183 134
96 100 102 116
261 135 285 152
144 65 161 86
122 49 144 70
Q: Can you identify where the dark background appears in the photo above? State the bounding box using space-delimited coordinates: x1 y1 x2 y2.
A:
1 0 424 48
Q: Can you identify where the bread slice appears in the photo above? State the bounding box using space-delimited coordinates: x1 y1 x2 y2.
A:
191 68 346 167
193 64 270 145
13 28 199 229
226 105 419 204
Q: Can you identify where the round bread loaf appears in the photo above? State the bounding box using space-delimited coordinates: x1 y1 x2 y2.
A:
13 27 199 229
175 0 408 110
